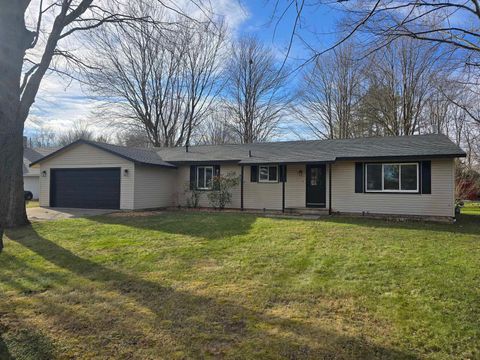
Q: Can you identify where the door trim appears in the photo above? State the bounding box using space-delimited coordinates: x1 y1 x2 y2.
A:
50 167 121 209
305 164 327 208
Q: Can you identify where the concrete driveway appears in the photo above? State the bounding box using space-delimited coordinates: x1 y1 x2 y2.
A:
27 207 115 221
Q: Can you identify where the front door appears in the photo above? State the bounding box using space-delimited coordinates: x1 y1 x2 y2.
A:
306 164 326 208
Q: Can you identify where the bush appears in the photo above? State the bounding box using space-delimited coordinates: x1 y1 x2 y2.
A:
207 172 240 209
183 182 202 208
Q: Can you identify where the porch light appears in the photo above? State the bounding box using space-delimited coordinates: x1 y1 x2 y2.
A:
41 171 47 177
124 169 129 176
298 170 303 176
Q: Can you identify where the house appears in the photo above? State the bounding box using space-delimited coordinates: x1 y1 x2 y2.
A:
23 140 58 200
29 134 466 220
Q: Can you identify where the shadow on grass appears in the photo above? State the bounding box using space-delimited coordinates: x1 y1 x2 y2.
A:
94 210 259 240
0 335 13 360
6 225 419 359
95 210 480 238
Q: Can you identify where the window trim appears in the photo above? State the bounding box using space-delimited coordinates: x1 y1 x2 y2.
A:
258 165 279 183
365 162 419 193
196 165 214 190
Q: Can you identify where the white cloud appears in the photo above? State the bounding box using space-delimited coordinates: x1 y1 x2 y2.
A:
25 0 251 139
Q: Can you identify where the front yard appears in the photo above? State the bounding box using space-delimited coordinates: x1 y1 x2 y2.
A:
1 210 479 359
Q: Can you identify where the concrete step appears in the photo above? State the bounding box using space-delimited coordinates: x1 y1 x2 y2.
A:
284 207 329 216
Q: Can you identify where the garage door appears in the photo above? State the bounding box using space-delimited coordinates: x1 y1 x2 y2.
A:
50 168 121 209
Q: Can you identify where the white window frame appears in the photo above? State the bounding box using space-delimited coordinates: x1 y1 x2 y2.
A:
197 166 214 190
258 165 278 183
365 163 419 193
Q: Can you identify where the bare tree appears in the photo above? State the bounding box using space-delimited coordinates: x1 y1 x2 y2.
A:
87 2 226 147
57 121 96 146
196 109 237 145
224 36 290 143
0 0 207 250
30 126 57 147
359 39 440 136
0 0 160 249
295 43 363 139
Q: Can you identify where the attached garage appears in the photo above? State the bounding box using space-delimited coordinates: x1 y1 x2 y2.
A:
50 168 121 209
30 140 177 210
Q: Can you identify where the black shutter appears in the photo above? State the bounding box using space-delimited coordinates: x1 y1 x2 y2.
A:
421 161 431 194
213 165 221 190
190 165 196 190
279 165 287 182
355 162 364 193
250 165 258 182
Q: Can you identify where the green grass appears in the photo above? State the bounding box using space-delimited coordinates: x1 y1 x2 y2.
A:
462 201 480 216
1 211 479 359
25 200 39 208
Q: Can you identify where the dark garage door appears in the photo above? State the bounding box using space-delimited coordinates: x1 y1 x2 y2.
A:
50 168 121 209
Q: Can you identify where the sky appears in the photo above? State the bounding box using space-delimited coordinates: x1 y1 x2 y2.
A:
25 0 345 141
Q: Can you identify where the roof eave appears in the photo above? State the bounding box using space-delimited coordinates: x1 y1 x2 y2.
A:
334 153 466 161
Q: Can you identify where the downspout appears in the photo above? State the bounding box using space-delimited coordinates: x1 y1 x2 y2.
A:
282 165 285 213
329 163 332 215
240 165 244 211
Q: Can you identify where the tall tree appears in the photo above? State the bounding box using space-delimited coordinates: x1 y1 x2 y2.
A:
87 3 226 147
224 36 290 143
359 39 439 136
0 0 189 249
295 44 363 139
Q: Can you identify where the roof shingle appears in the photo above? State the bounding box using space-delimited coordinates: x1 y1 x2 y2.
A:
30 134 466 168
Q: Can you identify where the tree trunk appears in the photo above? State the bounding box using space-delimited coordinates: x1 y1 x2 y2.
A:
0 0 32 249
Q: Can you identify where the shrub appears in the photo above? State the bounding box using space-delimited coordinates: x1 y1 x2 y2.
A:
183 182 202 208
207 172 240 209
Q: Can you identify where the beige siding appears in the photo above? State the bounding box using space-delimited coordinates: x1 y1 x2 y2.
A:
175 163 315 210
134 165 176 209
38 143 135 209
330 159 455 217
174 164 242 208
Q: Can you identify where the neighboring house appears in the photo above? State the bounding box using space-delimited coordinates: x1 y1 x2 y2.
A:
23 145 58 200
29 134 466 220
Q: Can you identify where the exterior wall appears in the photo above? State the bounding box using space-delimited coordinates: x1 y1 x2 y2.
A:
134 165 176 209
175 164 242 208
24 176 39 200
38 143 135 209
174 163 309 210
330 159 455 218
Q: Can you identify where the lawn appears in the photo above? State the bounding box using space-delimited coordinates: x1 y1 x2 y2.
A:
462 201 480 216
0 211 479 359
25 200 39 208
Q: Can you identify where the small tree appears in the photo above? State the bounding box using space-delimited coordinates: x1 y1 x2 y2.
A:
207 172 240 209
183 182 202 208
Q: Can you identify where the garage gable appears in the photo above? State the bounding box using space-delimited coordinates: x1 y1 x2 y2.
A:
38 142 135 167
38 143 135 210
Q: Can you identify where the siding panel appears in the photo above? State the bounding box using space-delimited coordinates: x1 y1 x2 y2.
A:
330 159 455 217
39 143 135 209
134 165 176 209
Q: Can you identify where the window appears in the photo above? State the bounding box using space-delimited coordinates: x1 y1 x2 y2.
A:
197 166 213 190
259 165 278 182
365 163 418 193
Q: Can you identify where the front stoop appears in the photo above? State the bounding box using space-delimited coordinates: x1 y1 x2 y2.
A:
284 207 330 216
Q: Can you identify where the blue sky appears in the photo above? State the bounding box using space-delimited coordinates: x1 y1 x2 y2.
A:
238 1 342 62
26 0 345 139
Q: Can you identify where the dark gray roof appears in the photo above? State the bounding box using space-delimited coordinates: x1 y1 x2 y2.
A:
30 134 466 167
157 134 466 164
24 147 59 174
29 140 176 168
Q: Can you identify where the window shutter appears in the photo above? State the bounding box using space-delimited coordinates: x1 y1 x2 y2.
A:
421 161 431 194
250 165 258 182
355 162 364 193
213 165 221 190
280 165 287 182
190 165 196 190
